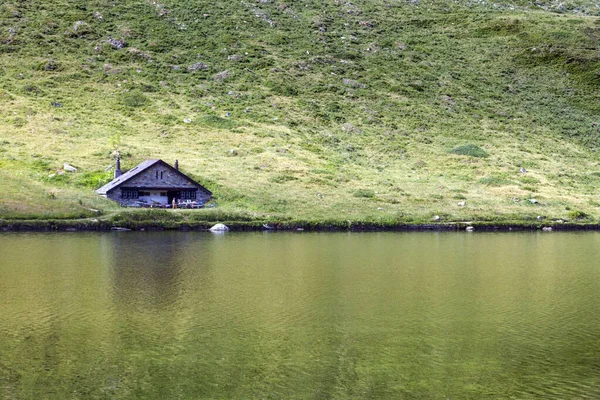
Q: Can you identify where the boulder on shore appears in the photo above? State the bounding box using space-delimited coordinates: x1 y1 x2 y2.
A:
210 223 229 232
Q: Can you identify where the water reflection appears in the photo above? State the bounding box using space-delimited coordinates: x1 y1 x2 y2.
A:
106 232 195 310
1 232 600 399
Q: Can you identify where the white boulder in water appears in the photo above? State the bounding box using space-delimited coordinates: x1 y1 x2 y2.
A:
210 223 229 232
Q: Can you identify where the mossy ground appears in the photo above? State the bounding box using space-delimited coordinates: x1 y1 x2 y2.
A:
2 0 600 225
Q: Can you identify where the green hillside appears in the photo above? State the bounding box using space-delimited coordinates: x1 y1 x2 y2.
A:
2 0 600 224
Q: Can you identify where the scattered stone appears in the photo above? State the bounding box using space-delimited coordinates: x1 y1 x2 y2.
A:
537 215 545 220
183 118 192 123
103 64 123 75
52 102 62 107
225 112 231 117
555 219 564 224
519 167 527 173
105 164 113 171
297 228 304 231
529 198 538 204
466 226 474 232
214 70 231 80
263 224 275 230
91 219 99 223
433 215 440 221
228 54 243 62
228 149 238 156
341 123 360 133
128 48 152 61
93 11 103 20
63 163 77 172
72 21 92 35
342 78 366 88
441 95 455 106
106 37 126 49
542 226 553 232
188 62 209 71
111 227 131 231
210 223 229 232
43 60 60 71
458 201 466 207
377 207 384 210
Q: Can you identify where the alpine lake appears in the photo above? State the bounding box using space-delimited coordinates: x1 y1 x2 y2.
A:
1 231 600 399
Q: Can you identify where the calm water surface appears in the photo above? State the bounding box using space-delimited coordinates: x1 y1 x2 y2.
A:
1 231 600 399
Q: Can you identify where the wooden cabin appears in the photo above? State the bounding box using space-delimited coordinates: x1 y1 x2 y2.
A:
96 159 212 207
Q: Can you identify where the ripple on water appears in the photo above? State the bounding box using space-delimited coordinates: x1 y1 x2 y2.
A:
1 232 600 398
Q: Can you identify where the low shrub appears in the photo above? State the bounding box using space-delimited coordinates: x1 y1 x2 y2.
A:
450 144 489 158
354 189 375 198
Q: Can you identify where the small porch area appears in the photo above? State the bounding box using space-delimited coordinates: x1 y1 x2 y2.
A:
119 187 204 208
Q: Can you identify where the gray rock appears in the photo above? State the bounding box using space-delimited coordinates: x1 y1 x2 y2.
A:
433 215 440 221
342 78 366 88
188 62 209 71
210 223 229 232
542 227 553 232
63 163 77 172
106 37 126 49
529 198 538 204
457 201 466 207
465 226 474 232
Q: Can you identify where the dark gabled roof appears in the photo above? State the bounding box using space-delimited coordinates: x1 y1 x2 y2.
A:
96 159 212 196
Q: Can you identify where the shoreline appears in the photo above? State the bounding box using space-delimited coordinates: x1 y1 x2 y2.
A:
2 219 600 232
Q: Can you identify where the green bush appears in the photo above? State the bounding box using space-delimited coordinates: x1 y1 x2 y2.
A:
568 210 590 220
450 144 489 158
120 91 150 108
354 189 375 198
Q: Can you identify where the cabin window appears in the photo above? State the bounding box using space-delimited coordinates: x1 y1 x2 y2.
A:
180 191 197 200
121 189 138 199
156 171 164 179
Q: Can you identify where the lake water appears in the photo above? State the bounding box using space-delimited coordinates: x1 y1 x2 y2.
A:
1 231 600 399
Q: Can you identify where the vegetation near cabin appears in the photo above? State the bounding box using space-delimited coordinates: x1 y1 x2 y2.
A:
2 0 600 226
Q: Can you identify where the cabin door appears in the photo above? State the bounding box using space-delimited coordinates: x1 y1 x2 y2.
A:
167 191 180 204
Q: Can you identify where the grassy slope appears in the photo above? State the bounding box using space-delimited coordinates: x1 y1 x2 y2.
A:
2 0 600 224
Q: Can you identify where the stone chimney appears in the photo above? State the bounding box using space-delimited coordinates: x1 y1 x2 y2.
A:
174 160 179 171
114 156 122 179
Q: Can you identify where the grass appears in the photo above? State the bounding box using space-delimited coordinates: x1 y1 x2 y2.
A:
2 0 600 225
